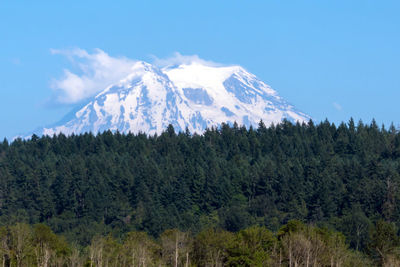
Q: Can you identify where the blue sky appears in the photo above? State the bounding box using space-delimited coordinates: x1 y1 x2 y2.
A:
1 0 400 138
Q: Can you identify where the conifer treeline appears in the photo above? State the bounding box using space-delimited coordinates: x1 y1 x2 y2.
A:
0 120 400 260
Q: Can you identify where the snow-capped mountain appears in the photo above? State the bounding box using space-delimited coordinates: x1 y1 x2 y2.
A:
40 61 310 136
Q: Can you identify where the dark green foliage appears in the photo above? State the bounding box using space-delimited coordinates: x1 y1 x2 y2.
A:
0 119 399 253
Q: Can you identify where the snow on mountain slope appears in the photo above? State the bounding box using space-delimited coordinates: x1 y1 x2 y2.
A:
41 61 310 136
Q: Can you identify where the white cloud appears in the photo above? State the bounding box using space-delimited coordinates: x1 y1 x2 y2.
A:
151 52 223 68
333 102 342 111
50 48 137 104
50 49 226 104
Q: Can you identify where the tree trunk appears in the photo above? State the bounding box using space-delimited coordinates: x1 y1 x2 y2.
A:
175 238 178 267
16 255 21 267
90 251 94 267
356 225 362 251
98 248 103 267
43 247 51 267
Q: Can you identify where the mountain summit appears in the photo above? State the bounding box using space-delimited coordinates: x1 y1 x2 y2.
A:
41 61 310 136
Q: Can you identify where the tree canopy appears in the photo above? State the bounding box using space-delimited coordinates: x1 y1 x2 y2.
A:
0 119 399 259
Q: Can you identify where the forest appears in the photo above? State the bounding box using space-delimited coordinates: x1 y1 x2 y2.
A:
0 220 388 266
0 119 400 265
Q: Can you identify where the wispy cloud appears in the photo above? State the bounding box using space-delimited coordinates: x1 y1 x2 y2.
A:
50 48 137 104
151 52 223 68
333 102 342 111
50 49 225 104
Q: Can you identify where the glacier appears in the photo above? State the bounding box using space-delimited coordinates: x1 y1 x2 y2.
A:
40 60 310 136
